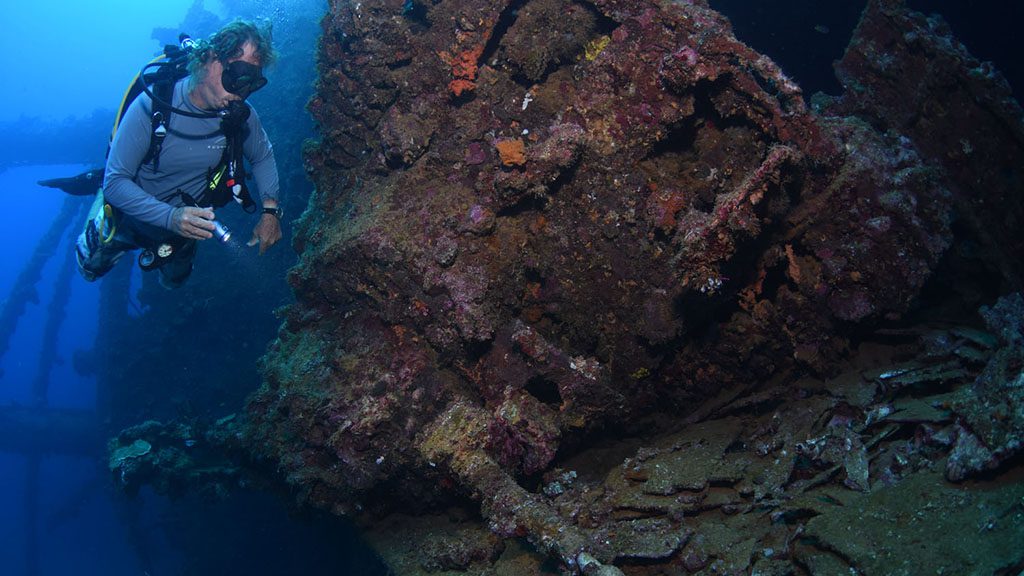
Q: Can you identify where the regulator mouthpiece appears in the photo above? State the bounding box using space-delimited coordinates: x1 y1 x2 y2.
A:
212 220 231 243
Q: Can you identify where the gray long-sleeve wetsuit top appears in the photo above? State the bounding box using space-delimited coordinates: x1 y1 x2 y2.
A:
103 78 279 237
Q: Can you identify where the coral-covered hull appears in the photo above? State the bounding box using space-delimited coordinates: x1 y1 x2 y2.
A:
231 0 1024 571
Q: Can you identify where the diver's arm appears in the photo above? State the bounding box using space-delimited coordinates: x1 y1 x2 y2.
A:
102 95 177 231
243 106 282 254
242 106 281 206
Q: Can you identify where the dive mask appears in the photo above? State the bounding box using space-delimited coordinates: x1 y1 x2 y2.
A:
221 60 267 99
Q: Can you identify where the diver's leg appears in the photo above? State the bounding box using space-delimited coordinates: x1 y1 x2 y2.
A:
75 211 133 281
156 240 197 289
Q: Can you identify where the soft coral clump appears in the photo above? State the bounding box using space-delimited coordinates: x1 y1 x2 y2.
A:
440 45 485 96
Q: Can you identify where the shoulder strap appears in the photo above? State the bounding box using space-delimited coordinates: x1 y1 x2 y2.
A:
227 133 256 212
142 79 175 172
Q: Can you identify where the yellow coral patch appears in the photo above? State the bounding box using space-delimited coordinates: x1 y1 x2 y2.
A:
584 35 611 61
630 367 650 380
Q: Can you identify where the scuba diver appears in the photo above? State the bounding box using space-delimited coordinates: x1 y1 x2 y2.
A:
76 19 283 289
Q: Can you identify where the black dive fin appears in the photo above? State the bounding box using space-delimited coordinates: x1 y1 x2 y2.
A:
38 168 104 196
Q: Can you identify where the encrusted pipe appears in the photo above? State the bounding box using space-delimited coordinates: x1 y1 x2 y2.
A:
419 402 624 575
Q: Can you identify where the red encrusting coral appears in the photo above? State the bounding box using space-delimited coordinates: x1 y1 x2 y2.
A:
440 44 486 97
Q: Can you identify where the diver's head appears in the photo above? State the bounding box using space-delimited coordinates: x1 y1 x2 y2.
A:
188 20 276 108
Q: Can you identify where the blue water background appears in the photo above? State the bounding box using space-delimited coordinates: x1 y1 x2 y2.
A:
0 1 228 123
0 165 119 574
0 166 98 406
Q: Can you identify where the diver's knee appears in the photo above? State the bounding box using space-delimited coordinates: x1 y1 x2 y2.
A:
75 229 124 282
75 244 99 282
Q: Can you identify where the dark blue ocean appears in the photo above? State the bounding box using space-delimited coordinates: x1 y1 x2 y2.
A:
0 1 1019 575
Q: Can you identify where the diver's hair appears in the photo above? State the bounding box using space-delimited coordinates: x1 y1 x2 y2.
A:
188 19 277 85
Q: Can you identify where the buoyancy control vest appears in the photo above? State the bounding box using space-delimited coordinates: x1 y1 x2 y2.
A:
115 33 257 210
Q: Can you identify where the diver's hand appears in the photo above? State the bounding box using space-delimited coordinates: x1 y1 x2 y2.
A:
248 213 282 255
170 206 216 240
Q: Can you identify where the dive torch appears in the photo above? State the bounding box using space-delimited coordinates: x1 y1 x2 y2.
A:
182 192 231 243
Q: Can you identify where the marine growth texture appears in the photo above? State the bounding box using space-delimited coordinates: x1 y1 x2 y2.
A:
239 0 1022 570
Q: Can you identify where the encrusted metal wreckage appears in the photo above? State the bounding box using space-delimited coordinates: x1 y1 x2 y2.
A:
110 0 1024 573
